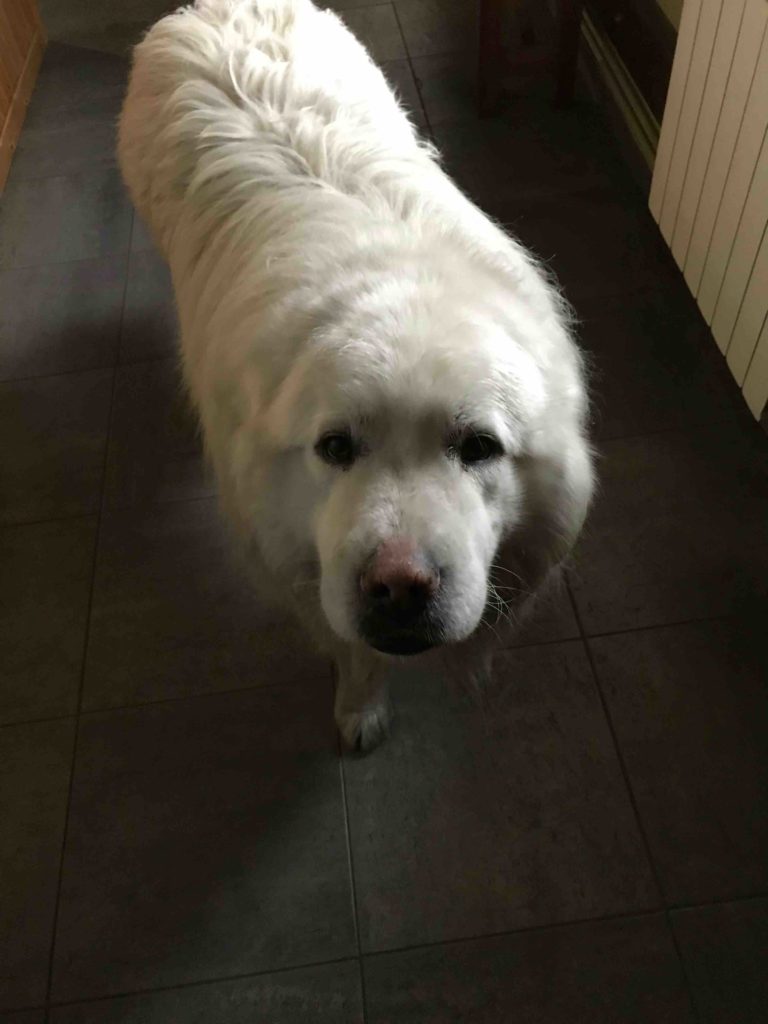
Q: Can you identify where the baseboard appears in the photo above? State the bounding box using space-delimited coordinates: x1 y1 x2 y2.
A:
0 26 46 193
579 10 660 193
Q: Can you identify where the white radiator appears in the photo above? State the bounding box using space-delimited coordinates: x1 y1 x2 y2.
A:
650 0 768 420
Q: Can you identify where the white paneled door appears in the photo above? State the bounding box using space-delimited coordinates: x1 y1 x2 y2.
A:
650 0 768 420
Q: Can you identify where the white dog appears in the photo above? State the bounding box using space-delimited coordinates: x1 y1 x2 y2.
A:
118 0 594 751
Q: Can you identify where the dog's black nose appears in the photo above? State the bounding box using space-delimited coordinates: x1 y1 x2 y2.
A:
359 538 440 654
365 572 436 616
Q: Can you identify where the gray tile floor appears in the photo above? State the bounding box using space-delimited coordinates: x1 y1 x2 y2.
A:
1 4 767 1021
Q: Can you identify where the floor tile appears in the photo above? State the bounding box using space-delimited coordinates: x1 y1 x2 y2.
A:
0 370 113 526
345 641 658 952
8 120 118 185
130 215 155 253
501 574 579 647
502 186 675 306
51 961 362 1023
326 0 383 9
0 257 125 381
394 0 477 58
672 898 768 1024
83 498 332 709
364 914 694 1023
52 687 353 1000
590 621 768 904
0 171 132 272
104 360 212 509
22 43 128 134
339 4 407 63
570 426 768 634
0 519 96 726
37 2 175 55
578 287 735 440
1 21 765 1024
411 51 478 127
0 719 76 1009
382 60 427 129
119 246 178 362
433 100 635 208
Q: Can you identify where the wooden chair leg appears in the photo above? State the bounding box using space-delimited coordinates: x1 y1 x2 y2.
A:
555 0 585 107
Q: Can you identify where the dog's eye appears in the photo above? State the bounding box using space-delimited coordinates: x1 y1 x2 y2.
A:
316 431 357 467
457 432 504 465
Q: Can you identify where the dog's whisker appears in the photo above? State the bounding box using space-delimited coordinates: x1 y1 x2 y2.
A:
489 563 524 579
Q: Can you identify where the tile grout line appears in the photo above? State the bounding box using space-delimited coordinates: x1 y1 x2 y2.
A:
3 37 761 1022
337 722 369 1024
0 511 98 533
0 226 134 278
0 363 120 388
555 606 730 644
357 891 768 962
5 890 768 1016
0 673 329 732
63 670 335 721
565 581 668 901
389 0 434 139
7 161 121 188
41 213 136 1023
0 712 77 733
0 344 178 388
564 579 704 1023
9 955 359 1017
0 609 742 732
0 247 143 282
0 489 216 536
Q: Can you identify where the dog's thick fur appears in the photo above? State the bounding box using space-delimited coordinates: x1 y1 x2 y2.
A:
119 0 594 751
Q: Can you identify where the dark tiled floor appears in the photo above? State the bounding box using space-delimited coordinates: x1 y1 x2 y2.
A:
364 915 696 1023
345 644 659 952
671 899 768 1024
0 257 125 380
0 520 95 724
50 962 363 1023
1 7 767 1021
51 688 353 1000
83 500 329 710
104 360 211 508
0 171 132 271
118 248 177 362
0 371 112 525
0 720 75 1008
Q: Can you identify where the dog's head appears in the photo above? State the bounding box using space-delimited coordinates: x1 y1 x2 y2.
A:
251 263 593 655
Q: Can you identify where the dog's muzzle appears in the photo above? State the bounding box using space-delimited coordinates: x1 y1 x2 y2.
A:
358 538 442 655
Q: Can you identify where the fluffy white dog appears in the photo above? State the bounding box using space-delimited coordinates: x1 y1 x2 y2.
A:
118 0 594 751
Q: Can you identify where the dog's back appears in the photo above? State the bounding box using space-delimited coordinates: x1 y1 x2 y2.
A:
118 0 429 261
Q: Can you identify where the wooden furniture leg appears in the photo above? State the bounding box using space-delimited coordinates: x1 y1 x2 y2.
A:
477 0 585 114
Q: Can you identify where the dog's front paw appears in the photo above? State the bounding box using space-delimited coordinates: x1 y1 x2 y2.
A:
337 698 392 754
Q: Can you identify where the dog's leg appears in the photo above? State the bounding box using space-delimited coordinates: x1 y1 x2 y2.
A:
334 645 391 753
